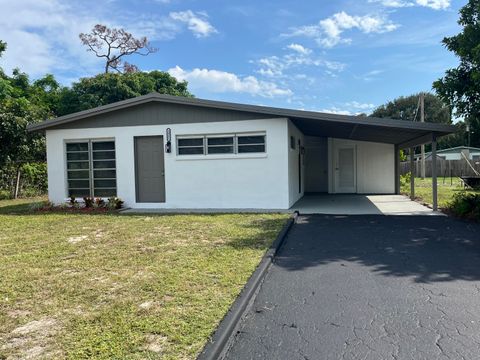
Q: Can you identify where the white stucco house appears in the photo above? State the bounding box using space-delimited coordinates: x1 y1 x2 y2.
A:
28 93 454 210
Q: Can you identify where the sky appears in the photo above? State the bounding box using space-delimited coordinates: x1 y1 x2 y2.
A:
0 0 466 115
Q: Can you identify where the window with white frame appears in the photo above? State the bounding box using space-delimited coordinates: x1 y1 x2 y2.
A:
238 135 266 153
207 136 234 154
177 133 266 156
66 140 117 197
177 137 204 155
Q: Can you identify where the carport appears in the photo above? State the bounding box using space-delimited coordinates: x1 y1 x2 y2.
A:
287 111 455 211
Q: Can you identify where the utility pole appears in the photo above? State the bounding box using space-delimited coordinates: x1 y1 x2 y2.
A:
420 93 426 179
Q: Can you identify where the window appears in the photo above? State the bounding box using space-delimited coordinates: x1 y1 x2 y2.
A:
207 136 234 154
290 136 296 150
177 133 266 156
66 140 116 198
177 137 204 155
238 135 266 153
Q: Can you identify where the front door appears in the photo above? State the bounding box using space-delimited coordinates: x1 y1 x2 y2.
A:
135 136 165 202
334 145 356 193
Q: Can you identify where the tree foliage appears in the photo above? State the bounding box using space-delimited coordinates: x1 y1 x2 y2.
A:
371 92 451 124
433 0 480 147
370 93 465 150
57 71 192 116
79 24 157 74
0 69 60 168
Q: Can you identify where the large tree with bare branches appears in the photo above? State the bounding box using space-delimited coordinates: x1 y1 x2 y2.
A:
79 24 157 73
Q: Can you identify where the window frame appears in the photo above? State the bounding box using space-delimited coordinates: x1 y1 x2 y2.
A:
177 136 205 155
176 132 266 157
206 134 235 155
65 138 117 198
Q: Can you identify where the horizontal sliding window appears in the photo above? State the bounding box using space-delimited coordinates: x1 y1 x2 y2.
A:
177 133 266 156
177 137 205 155
66 140 116 198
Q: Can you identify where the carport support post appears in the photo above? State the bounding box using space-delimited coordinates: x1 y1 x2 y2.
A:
394 145 400 194
432 134 438 211
410 147 415 200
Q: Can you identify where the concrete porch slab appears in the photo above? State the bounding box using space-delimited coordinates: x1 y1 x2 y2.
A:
290 194 442 216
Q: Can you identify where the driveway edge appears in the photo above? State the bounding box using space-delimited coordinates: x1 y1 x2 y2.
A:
197 212 298 360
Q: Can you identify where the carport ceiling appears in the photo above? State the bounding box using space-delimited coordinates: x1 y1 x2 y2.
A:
290 117 449 148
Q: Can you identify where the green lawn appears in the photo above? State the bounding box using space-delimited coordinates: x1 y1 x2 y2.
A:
0 198 288 360
401 177 479 209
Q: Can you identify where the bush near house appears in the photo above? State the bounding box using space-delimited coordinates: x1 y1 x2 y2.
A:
447 192 480 220
0 162 47 200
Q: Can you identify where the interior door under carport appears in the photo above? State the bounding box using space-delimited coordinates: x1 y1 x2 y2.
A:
304 136 329 193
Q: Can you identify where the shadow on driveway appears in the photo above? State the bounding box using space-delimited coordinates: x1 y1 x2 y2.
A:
278 215 480 283
225 215 480 360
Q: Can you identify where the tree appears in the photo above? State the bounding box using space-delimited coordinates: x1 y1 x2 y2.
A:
433 0 480 148
79 24 157 74
57 71 192 116
371 92 451 124
0 40 6 58
0 41 61 197
370 93 459 150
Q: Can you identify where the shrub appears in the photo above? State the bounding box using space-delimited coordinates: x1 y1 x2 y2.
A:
68 196 78 206
83 196 95 208
447 192 480 220
94 198 105 208
400 172 411 188
107 196 124 210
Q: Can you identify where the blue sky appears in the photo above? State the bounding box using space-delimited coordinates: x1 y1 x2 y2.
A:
0 0 466 114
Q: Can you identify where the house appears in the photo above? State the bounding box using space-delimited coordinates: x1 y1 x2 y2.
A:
28 93 454 210
414 146 480 161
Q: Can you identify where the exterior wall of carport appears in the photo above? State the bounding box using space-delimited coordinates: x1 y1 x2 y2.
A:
302 137 395 194
287 120 305 207
328 138 395 194
46 117 293 209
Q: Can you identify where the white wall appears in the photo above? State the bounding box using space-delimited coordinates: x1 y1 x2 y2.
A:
46 118 291 209
328 138 395 194
287 120 305 207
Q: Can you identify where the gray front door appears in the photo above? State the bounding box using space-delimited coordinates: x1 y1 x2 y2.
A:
135 136 165 202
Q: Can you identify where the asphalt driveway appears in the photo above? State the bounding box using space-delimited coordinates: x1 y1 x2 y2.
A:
224 215 480 360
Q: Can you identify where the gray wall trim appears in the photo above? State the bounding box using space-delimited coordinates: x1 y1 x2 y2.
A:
394 145 400 195
28 92 455 135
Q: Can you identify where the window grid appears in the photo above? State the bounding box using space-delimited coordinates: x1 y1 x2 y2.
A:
177 133 265 156
66 140 117 198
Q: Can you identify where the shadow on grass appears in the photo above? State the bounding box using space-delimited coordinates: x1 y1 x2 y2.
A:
275 214 480 283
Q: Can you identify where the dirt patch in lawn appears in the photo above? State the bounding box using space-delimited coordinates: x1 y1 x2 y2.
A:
2 318 60 359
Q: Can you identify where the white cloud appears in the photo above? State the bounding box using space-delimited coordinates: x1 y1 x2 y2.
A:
286 43 312 55
254 47 345 79
0 0 104 78
355 69 385 81
168 66 292 98
169 10 217 38
318 107 354 115
345 101 376 110
0 0 218 80
369 0 450 10
315 101 376 115
283 11 399 48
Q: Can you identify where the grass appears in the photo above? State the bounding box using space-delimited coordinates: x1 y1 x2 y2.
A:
0 198 288 360
401 177 480 209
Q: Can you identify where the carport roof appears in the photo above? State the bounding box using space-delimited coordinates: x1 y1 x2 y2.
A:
28 92 455 148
